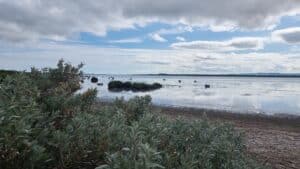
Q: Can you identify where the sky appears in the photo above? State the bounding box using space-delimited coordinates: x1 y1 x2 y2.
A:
1 0 300 74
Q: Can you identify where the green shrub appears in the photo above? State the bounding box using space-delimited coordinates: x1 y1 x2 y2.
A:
0 70 18 82
0 60 263 169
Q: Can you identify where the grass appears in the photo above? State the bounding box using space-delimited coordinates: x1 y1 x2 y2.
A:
0 60 264 169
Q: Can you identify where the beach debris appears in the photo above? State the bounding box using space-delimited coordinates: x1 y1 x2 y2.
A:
97 83 104 86
205 84 210 88
91 76 98 83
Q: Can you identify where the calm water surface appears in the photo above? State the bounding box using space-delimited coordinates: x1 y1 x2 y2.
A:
81 75 300 116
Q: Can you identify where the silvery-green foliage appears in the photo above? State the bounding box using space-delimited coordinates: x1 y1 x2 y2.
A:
0 60 264 169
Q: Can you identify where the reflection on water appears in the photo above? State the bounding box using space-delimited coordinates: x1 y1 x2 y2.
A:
81 75 300 116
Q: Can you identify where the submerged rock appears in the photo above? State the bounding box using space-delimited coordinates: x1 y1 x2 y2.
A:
91 77 98 83
205 84 210 88
108 81 162 92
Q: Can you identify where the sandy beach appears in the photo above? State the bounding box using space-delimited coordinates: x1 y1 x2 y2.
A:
152 106 300 169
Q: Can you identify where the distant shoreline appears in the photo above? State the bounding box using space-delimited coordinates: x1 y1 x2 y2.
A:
1 69 300 78
85 73 300 78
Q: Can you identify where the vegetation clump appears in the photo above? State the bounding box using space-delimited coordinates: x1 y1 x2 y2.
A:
0 60 263 169
0 70 18 82
108 80 162 92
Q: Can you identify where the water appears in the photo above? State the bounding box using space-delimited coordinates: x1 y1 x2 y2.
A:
81 75 300 116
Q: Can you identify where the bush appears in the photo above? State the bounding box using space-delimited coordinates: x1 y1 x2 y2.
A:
0 70 18 82
0 60 263 169
108 81 162 92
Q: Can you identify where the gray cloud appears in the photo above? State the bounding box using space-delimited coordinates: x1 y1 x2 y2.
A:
272 27 300 44
170 37 265 51
0 0 300 42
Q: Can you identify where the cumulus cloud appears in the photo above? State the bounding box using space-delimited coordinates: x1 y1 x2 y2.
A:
272 27 300 44
171 37 265 51
176 36 186 42
149 33 167 42
148 25 191 42
1 42 300 73
0 0 300 42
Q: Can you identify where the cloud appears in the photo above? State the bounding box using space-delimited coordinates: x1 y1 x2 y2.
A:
0 0 300 42
149 33 167 42
155 26 193 35
109 37 142 43
272 27 300 44
148 25 191 43
1 42 299 74
176 36 186 42
171 37 265 51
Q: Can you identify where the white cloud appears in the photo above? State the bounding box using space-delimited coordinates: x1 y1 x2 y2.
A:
176 36 186 42
109 37 142 43
1 42 300 74
0 0 300 42
149 33 167 42
272 27 300 44
156 26 193 35
148 25 191 43
171 37 265 51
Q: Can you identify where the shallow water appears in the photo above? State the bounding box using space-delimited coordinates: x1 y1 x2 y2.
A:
81 75 300 116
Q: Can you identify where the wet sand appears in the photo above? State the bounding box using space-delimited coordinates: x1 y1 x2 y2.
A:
153 106 300 169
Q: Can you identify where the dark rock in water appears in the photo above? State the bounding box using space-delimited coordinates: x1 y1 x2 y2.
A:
91 77 98 83
97 83 103 86
108 81 123 90
108 80 162 92
178 80 181 83
194 80 197 83
205 84 210 88
163 78 166 81
80 80 84 83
